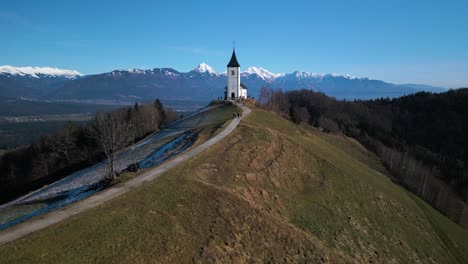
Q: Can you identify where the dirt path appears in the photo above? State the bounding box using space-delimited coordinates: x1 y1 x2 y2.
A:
0 104 222 211
0 102 250 246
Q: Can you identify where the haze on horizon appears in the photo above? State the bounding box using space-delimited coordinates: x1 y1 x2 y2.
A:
1 0 467 88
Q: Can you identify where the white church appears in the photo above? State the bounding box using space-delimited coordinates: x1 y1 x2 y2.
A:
224 49 248 100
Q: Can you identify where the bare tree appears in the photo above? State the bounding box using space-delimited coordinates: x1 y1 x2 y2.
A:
164 107 179 124
143 104 161 132
50 123 76 162
257 86 273 106
92 110 133 181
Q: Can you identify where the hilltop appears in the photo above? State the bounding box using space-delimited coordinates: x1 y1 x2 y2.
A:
0 105 467 263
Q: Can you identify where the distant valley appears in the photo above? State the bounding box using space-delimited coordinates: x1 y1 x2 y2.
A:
0 64 450 154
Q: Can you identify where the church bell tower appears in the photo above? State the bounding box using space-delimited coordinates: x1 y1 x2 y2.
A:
226 49 241 100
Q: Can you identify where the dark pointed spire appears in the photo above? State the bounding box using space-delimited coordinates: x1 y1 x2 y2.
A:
227 49 240 68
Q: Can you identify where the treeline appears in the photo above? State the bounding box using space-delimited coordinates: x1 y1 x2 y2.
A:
0 99 178 204
257 87 468 227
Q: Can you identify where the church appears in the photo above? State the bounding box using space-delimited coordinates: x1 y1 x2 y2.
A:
224 49 248 100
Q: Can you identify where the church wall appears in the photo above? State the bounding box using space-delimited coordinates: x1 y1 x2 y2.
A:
227 66 240 99
240 88 247 98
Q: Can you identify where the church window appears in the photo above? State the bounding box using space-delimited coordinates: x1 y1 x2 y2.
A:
231 70 235 76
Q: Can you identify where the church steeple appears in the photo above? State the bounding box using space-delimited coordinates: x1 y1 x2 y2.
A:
225 47 247 100
227 49 241 67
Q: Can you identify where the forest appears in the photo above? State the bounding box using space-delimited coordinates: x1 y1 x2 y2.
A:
258 87 468 227
0 99 178 204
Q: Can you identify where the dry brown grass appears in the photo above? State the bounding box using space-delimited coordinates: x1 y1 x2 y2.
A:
1 107 467 263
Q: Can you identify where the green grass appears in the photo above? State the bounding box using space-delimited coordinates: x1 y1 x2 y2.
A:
0 108 467 263
169 102 240 130
0 204 47 225
409 191 468 263
244 109 468 263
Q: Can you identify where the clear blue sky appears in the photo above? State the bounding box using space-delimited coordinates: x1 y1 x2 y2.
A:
1 0 467 88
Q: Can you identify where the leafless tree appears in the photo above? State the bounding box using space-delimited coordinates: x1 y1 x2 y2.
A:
164 107 179 124
257 86 273 106
92 110 133 180
50 123 76 162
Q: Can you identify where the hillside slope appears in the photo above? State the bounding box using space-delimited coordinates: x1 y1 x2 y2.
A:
0 108 467 263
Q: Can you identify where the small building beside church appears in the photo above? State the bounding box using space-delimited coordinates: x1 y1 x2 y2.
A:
225 49 248 100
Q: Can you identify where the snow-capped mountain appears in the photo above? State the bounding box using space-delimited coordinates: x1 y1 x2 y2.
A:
0 65 84 98
0 65 83 79
241 67 283 81
114 68 181 79
123 68 147 75
241 68 359 81
192 63 218 76
0 64 447 101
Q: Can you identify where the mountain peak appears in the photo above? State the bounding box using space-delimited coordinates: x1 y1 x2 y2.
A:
325 73 358 79
289 71 358 80
125 68 147 74
291 71 323 78
193 63 217 75
242 67 284 81
0 65 83 79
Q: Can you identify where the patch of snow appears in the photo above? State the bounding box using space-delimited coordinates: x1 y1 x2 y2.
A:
325 73 357 79
164 70 180 78
218 66 358 81
0 65 83 79
125 68 147 74
284 71 359 80
291 71 324 79
275 72 286 78
242 67 281 81
193 63 218 75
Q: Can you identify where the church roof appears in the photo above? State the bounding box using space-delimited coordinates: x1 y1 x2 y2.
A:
227 50 241 67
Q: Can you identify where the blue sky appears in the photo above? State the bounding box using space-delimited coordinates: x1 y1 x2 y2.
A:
1 0 467 88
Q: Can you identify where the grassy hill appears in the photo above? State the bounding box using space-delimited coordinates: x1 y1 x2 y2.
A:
0 107 467 263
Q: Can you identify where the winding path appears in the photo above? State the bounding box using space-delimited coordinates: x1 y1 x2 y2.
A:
0 102 250 246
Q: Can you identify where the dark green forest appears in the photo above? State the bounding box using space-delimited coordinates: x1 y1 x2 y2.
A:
258 88 468 227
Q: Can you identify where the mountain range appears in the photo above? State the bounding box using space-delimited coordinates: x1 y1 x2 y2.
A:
0 64 447 102
0 66 83 99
